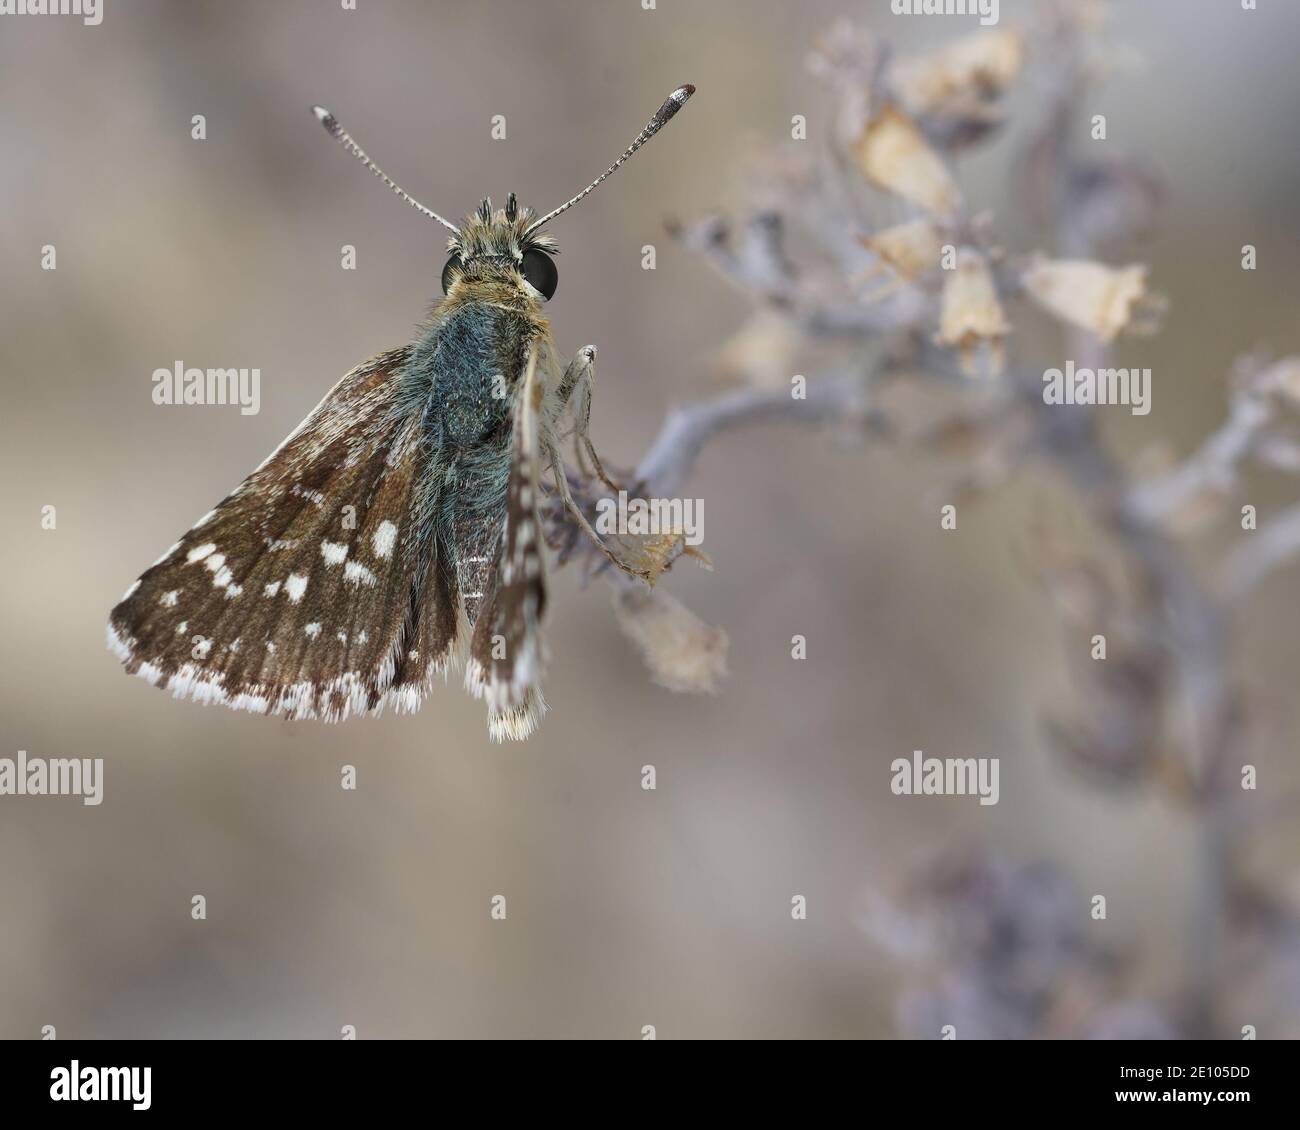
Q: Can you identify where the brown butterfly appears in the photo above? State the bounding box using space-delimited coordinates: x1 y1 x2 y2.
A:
107 85 695 740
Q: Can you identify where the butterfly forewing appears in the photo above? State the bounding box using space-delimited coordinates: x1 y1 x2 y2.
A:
108 347 461 720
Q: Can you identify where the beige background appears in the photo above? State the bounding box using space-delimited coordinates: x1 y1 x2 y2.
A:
1 0 1299 1038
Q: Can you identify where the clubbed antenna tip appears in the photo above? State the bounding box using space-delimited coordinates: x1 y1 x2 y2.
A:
524 83 698 236
310 103 460 234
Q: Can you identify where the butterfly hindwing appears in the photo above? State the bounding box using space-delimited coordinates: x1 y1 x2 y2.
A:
107 347 461 720
466 344 549 741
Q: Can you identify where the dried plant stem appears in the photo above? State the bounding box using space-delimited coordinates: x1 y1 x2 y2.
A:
633 368 877 498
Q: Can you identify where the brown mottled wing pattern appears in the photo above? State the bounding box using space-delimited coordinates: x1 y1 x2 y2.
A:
465 345 548 741
107 347 459 720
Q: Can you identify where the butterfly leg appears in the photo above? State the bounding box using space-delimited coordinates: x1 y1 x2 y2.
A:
558 346 624 494
544 439 652 583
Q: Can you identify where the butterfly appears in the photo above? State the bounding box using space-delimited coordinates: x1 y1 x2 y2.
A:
107 85 695 741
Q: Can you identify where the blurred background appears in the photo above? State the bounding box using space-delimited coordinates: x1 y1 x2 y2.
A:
2 0 1299 1039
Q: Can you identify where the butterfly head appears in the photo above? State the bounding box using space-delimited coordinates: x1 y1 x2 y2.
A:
440 194 560 302
311 84 694 308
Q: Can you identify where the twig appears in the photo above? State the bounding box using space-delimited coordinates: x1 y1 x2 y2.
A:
634 368 879 498
1221 499 1300 603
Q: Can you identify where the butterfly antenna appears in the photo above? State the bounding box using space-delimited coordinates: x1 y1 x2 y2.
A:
311 105 461 234
523 84 695 237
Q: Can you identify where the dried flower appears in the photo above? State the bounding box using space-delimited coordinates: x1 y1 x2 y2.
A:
1265 359 1300 409
891 29 1026 117
602 528 709 588
862 852 1142 1040
613 588 728 694
934 248 1009 376
711 308 803 390
1021 257 1151 342
857 218 946 299
854 104 962 217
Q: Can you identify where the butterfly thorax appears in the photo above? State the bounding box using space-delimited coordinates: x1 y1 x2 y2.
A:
409 277 548 448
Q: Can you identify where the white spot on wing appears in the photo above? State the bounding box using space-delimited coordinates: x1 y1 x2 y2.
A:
187 543 217 564
304 622 322 639
160 590 180 607
344 560 376 587
285 574 308 603
264 580 281 597
373 520 398 559
321 541 348 566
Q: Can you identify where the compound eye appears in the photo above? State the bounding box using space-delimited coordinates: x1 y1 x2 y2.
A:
520 248 558 300
440 255 461 295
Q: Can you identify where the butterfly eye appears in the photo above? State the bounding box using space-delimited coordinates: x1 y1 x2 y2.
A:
440 255 461 295
520 248 558 300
